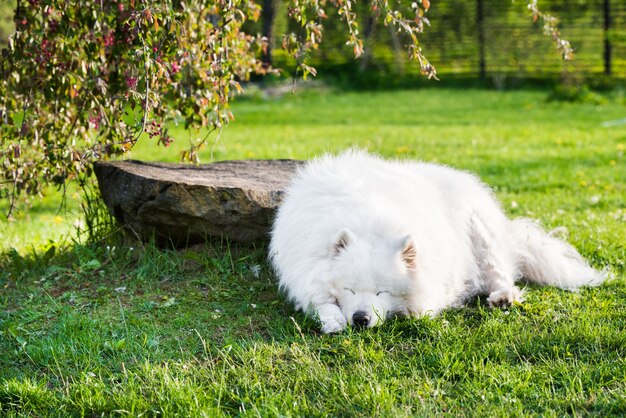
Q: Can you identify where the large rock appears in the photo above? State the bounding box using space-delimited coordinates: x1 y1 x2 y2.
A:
94 159 301 245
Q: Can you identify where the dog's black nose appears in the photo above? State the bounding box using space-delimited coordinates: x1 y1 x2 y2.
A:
352 311 371 328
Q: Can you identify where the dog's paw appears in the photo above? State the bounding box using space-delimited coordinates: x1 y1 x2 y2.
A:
315 302 347 334
487 286 524 308
320 317 347 334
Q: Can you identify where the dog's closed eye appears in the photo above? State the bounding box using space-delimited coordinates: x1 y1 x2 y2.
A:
344 288 355 295
376 290 389 296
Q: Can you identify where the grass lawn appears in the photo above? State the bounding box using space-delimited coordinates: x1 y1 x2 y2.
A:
1 87 626 416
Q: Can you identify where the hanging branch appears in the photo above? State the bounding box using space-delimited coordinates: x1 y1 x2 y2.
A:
0 0 575 215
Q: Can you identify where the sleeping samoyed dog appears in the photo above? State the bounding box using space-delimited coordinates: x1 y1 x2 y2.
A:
269 150 606 333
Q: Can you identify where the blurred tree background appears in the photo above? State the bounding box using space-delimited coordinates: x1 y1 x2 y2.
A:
259 0 625 88
1 0 623 86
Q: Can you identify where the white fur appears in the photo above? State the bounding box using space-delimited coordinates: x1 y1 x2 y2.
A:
269 150 606 333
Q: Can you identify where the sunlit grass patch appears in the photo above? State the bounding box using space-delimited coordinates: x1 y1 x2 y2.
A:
1 88 625 415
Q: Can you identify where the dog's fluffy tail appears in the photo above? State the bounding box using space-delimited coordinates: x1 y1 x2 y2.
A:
511 218 607 290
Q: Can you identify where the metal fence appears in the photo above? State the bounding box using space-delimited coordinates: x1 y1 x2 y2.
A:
307 0 626 80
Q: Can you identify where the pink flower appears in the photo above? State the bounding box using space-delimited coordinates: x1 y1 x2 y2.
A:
103 33 115 47
125 75 137 89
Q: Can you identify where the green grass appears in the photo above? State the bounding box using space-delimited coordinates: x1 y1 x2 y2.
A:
1 87 626 416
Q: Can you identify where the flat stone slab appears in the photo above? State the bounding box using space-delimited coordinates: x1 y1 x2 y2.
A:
94 159 301 245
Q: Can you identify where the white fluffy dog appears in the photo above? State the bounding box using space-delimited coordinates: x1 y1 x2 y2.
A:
269 150 606 333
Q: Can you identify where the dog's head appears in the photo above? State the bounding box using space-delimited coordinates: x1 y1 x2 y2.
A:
326 228 417 329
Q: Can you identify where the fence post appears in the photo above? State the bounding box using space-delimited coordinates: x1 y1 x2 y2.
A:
262 0 276 67
477 0 486 79
603 0 612 75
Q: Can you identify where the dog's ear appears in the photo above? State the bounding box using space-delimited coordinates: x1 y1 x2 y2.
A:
398 235 417 270
331 228 355 255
